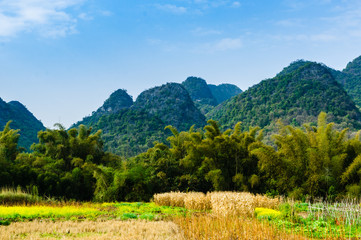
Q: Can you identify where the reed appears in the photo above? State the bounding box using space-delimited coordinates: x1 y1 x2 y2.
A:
0 187 41 205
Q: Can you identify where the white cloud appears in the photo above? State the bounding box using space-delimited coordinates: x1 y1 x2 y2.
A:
275 19 303 27
0 0 86 38
78 12 93 21
99 10 112 17
213 37 243 51
155 4 187 14
196 37 243 53
231 1 241 8
192 27 222 36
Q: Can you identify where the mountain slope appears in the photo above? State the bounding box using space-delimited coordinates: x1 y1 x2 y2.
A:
0 98 45 149
182 77 218 106
134 82 206 131
75 89 133 127
89 109 166 157
74 83 206 156
333 56 361 108
208 62 361 132
208 83 242 104
181 76 242 114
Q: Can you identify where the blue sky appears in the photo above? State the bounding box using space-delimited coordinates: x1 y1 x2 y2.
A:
1 0 361 128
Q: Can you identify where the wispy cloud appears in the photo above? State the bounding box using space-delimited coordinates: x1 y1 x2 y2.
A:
231 1 241 8
196 37 243 53
275 19 304 27
155 4 187 14
0 0 86 38
192 27 222 36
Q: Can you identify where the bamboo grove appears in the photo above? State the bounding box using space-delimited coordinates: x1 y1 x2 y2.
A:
1 112 361 202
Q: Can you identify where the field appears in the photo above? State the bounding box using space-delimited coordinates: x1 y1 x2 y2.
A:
0 192 360 239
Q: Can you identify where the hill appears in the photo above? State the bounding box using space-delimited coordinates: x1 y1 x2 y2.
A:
181 77 218 114
0 98 45 149
74 82 206 156
333 56 361 108
181 77 242 114
133 82 206 131
208 83 242 104
76 89 133 126
208 61 361 133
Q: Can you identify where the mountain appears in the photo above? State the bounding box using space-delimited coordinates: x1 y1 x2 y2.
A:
181 76 242 114
133 82 206 130
88 109 166 157
208 61 361 133
77 89 133 126
332 56 361 109
74 83 206 156
0 98 45 149
181 77 218 114
182 77 218 106
208 83 242 104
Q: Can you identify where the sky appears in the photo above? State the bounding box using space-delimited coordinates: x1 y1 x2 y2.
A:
2 0 361 128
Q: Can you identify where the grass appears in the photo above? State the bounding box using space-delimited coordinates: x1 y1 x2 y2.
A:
259 200 361 239
0 187 42 205
2 191 360 239
0 219 182 240
0 202 191 224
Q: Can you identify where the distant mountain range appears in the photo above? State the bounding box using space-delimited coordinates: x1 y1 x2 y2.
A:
3 55 361 156
73 80 241 156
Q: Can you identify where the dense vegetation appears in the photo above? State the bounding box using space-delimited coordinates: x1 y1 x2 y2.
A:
75 82 207 157
133 83 206 131
182 77 218 107
0 98 44 150
333 56 361 109
208 83 243 104
89 109 167 157
2 111 361 202
208 62 361 136
181 77 242 115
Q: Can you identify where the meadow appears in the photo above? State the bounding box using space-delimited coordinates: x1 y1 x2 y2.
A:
0 190 360 239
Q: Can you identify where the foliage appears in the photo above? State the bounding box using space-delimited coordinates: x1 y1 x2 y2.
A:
254 207 282 220
208 62 361 138
11 124 121 200
0 187 41 205
0 202 188 224
334 55 361 109
0 99 44 150
182 76 218 107
208 83 242 104
261 200 361 239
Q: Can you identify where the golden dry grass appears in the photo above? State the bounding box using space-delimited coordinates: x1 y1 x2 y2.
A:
0 220 182 240
184 192 211 211
153 192 187 207
154 191 281 217
173 214 312 240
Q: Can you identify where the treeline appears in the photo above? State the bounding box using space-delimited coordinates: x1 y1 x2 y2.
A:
1 113 361 202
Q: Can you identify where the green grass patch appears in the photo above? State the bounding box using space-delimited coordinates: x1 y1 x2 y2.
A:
0 202 191 224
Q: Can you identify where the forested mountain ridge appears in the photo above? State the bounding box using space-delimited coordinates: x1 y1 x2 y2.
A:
208 83 243 104
72 89 133 127
333 55 361 108
0 98 45 149
182 77 218 106
207 62 361 133
73 82 207 156
133 82 206 130
181 76 242 114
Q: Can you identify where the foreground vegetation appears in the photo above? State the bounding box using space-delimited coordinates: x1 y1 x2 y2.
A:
1 191 360 239
2 111 361 203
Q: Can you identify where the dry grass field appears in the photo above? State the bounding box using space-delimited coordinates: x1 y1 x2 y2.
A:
0 220 182 240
